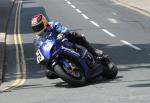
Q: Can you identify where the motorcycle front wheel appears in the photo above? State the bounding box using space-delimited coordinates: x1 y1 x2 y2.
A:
54 58 86 87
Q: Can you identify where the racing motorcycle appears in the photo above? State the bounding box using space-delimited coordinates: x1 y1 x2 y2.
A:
34 34 118 86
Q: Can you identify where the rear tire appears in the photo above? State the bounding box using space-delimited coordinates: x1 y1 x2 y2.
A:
54 63 86 87
102 62 118 79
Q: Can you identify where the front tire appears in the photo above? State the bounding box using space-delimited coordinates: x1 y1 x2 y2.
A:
54 63 86 87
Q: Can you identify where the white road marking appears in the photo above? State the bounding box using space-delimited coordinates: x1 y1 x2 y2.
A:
76 9 82 13
0 33 5 42
114 2 122 5
0 33 5 35
102 29 116 37
120 40 142 50
81 14 90 19
108 18 118 23
90 21 100 27
67 1 71 5
71 5 76 8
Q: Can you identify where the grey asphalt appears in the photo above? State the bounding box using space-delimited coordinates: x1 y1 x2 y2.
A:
0 0 150 103
0 0 14 84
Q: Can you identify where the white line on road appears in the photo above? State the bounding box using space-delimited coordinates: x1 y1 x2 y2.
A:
108 18 118 24
102 29 116 37
90 21 100 27
0 33 5 35
76 9 82 13
81 14 90 19
0 33 5 42
67 1 71 5
71 5 76 8
120 40 142 50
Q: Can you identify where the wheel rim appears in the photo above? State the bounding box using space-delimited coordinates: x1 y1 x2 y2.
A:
63 60 81 78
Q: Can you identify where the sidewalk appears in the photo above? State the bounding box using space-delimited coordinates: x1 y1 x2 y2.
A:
115 0 150 13
0 0 15 85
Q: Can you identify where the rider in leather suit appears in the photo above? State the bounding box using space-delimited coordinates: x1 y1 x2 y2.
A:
31 14 105 79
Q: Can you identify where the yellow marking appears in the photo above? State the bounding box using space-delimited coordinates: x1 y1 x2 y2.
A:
1 0 26 92
112 0 150 17
17 0 26 86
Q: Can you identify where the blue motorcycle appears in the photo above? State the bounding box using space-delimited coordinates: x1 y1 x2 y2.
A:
35 34 118 86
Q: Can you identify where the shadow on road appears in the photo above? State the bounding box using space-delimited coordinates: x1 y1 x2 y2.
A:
128 83 150 87
13 76 123 90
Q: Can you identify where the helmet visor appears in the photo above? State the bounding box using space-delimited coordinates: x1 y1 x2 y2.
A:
32 22 44 32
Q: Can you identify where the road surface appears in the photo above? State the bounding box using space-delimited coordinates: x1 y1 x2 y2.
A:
0 0 150 103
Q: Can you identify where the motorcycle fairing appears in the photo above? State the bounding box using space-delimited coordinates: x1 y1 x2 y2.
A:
40 39 55 60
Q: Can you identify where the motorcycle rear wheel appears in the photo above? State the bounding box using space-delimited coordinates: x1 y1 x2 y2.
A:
101 62 118 79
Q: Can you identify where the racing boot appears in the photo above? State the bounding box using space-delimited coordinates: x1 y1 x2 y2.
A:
97 54 111 64
68 32 107 61
89 48 111 64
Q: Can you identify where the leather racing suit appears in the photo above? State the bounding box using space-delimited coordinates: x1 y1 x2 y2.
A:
34 21 102 57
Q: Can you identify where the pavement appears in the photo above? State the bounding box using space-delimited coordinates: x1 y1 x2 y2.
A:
0 0 15 85
115 0 150 13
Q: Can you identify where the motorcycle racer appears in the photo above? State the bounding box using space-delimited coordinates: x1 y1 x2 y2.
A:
31 14 106 79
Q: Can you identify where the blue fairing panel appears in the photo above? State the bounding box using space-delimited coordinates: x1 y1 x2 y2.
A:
40 39 55 60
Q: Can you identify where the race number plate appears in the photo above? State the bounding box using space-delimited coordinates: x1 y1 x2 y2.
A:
36 49 45 64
